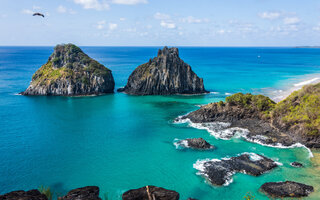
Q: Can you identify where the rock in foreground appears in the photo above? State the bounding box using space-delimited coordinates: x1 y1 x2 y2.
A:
194 153 278 186
260 181 314 198
0 189 48 200
61 186 101 200
122 185 179 200
118 47 208 95
21 44 115 96
176 138 214 150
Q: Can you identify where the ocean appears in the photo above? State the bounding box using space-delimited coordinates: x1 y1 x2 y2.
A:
0 46 320 199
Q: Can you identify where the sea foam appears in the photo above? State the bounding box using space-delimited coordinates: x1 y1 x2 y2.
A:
174 114 314 157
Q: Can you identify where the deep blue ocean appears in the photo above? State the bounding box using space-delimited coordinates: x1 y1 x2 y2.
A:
1 47 320 199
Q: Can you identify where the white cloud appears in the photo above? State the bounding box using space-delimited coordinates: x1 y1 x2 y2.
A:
57 5 67 13
283 17 300 25
119 17 126 21
313 24 320 31
73 0 109 10
32 6 41 10
160 21 176 29
154 12 170 20
259 11 281 20
181 16 209 24
217 29 225 34
111 0 148 5
22 9 34 15
109 23 118 30
96 20 106 29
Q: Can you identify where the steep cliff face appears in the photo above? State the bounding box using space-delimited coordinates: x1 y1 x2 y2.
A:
183 88 320 148
21 44 115 96
119 47 208 95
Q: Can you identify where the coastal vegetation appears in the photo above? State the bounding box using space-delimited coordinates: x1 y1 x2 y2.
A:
272 83 320 135
222 83 320 136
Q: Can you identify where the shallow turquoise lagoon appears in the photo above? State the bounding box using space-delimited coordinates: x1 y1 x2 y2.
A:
1 47 320 199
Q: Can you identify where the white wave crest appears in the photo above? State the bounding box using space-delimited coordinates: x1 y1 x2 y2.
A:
175 115 314 158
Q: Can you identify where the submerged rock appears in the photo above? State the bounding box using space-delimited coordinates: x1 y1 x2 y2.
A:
61 186 101 200
0 189 48 200
118 47 208 95
194 153 278 186
290 162 303 168
260 181 314 198
21 44 115 96
122 185 179 200
176 138 214 150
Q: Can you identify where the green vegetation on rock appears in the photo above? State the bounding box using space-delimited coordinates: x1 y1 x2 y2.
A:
272 83 320 135
226 93 276 115
224 83 320 136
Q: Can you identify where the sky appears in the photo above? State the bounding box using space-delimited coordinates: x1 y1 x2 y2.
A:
1 0 320 46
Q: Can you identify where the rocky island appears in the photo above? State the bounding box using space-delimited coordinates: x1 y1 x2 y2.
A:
118 47 208 95
21 44 115 96
260 181 314 198
182 83 320 148
194 153 278 186
175 138 214 150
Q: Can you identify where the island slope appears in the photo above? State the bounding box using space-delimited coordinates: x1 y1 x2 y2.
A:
21 44 115 96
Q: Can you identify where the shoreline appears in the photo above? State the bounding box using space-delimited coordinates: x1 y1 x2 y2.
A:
264 73 320 102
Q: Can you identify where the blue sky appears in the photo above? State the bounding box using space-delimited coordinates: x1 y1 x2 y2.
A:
1 0 320 46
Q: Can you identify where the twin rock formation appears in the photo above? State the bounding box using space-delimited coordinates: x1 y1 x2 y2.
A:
21 44 207 96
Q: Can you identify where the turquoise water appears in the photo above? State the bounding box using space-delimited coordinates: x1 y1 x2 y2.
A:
1 47 320 199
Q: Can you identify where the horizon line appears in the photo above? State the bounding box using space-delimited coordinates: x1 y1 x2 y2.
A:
0 45 318 48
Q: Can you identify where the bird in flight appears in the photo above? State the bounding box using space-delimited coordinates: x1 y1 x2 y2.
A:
33 13 45 17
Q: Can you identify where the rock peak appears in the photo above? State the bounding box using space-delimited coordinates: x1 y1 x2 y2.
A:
157 46 179 57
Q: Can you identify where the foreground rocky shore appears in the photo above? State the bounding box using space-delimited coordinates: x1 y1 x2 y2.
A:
1 181 314 200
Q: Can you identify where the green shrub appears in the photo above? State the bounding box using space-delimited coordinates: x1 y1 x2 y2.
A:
273 83 320 135
243 192 257 200
226 93 275 112
38 185 53 200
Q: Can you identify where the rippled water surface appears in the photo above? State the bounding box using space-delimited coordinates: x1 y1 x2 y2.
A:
1 47 320 199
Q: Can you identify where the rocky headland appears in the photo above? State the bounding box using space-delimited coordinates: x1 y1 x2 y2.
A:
21 44 115 96
260 181 314 198
118 47 208 95
194 153 278 186
181 83 320 148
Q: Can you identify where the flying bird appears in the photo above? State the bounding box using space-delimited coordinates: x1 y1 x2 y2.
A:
33 13 44 17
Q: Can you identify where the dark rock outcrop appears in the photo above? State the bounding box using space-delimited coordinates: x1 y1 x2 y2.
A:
21 44 115 96
290 162 303 168
182 90 320 148
176 138 214 150
61 186 101 200
194 153 278 186
122 185 179 200
118 47 208 95
260 181 314 198
0 189 48 200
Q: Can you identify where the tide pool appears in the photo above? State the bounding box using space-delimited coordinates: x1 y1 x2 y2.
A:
0 47 320 199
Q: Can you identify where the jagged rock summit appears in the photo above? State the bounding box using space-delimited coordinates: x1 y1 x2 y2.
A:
21 44 115 96
118 46 208 95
